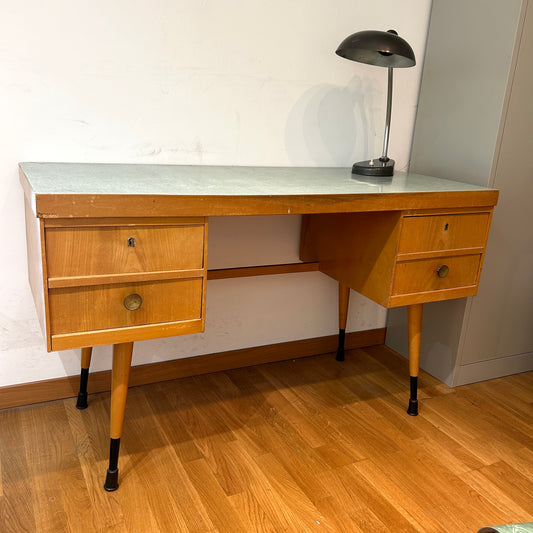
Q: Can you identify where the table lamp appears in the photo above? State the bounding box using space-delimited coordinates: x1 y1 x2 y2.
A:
336 29 416 176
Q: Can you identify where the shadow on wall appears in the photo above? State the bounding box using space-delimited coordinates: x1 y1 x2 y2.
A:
284 76 376 167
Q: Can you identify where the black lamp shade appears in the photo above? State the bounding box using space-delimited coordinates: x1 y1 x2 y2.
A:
336 30 416 68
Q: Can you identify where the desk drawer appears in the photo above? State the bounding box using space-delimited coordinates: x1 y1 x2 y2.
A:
46 222 205 278
398 213 490 255
49 278 203 335
392 254 481 296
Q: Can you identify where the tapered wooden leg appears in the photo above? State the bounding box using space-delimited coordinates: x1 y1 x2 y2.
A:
104 342 133 492
76 347 93 409
407 304 423 416
336 283 351 361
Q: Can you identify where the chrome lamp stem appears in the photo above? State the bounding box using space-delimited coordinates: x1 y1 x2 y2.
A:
381 67 393 161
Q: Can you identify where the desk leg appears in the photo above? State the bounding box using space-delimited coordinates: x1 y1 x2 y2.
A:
104 341 133 492
407 304 423 416
336 283 350 362
76 347 93 410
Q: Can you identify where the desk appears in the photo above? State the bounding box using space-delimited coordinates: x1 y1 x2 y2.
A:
20 162 498 491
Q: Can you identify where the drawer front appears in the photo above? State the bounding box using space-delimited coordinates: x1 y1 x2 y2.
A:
398 213 490 254
46 224 205 278
49 278 203 335
392 255 481 296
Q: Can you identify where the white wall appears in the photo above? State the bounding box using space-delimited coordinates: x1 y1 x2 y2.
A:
0 0 431 387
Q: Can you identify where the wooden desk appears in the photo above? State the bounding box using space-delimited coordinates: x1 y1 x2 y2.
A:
20 163 498 491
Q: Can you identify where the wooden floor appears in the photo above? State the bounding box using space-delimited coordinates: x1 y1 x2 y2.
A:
1 345 532 533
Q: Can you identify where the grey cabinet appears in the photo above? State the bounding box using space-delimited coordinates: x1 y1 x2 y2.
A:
386 0 533 385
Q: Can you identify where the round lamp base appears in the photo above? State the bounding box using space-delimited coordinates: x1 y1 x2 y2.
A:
352 158 395 177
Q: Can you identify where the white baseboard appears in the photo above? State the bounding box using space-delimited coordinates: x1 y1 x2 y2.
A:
453 351 533 386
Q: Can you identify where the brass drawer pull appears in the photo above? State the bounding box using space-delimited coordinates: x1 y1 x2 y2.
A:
124 293 143 311
436 264 449 278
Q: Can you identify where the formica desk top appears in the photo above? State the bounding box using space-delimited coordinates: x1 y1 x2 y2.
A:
19 163 499 218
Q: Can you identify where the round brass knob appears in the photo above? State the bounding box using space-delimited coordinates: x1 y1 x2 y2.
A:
436 265 449 278
124 293 142 311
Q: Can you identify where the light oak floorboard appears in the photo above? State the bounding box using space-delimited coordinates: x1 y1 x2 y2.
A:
0 345 531 532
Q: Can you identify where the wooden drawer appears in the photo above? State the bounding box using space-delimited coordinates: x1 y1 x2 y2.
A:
46 222 205 278
49 278 203 335
398 213 490 255
300 210 493 307
392 254 481 296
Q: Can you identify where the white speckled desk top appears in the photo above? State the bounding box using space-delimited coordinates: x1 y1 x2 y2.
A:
19 163 498 218
20 162 489 196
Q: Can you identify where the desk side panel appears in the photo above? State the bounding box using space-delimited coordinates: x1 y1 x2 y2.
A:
24 198 51 351
300 212 402 307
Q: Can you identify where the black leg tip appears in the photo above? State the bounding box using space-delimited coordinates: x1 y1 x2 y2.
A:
336 329 346 361
104 468 119 491
76 392 88 410
407 399 419 416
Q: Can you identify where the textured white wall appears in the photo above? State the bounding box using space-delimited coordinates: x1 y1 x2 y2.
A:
0 0 431 386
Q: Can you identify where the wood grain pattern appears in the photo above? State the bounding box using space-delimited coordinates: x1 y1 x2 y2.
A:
35 216 209 351
207 262 319 280
338 283 350 331
392 254 481 295
0 346 531 532
48 268 207 289
110 342 133 438
387 285 482 307
408 304 423 377
50 317 205 352
301 207 493 308
397 212 490 254
49 278 204 335
81 346 92 369
46 223 205 278
30 189 500 218
300 211 402 307
44 216 205 227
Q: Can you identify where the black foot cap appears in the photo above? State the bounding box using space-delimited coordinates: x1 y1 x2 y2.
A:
76 392 88 410
336 329 346 362
104 468 119 491
407 399 419 416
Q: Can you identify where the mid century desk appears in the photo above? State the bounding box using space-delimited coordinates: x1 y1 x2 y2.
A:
20 163 498 491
